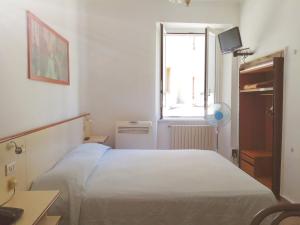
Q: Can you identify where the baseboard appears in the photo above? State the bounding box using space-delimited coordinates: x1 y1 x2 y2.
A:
280 194 295 203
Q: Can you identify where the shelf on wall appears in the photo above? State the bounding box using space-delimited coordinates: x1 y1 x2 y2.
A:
240 61 274 75
241 149 273 158
240 87 274 93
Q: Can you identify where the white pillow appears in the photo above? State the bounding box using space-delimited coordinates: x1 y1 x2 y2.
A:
31 143 111 225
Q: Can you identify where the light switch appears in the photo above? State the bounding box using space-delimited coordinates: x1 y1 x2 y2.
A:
5 161 16 176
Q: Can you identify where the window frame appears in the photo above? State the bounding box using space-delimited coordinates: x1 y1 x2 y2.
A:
160 26 212 119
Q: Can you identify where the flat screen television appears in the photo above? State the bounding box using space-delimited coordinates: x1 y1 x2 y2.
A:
218 27 242 54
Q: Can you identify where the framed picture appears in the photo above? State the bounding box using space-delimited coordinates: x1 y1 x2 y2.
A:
27 11 70 85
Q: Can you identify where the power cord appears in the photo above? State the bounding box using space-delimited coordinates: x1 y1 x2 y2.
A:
0 187 16 207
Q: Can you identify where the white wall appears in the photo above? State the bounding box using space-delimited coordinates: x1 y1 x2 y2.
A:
240 0 300 202
0 0 239 156
78 0 240 148
0 0 81 138
218 55 232 160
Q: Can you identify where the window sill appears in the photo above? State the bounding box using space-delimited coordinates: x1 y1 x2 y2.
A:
158 117 206 123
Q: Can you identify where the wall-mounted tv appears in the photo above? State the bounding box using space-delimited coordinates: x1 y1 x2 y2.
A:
218 27 242 54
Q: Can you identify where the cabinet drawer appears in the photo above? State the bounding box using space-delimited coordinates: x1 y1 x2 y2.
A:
240 152 255 165
240 160 255 177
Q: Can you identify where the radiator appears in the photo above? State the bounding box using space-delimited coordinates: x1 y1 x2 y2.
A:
170 125 216 150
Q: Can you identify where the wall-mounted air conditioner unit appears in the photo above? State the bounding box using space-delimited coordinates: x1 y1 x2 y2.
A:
115 121 153 149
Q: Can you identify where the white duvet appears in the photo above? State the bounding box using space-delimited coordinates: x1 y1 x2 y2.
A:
32 145 277 225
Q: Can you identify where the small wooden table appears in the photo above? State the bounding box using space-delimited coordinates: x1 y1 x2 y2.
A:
84 135 109 144
4 191 60 225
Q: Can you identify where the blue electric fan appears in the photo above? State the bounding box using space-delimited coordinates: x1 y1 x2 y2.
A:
205 103 231 152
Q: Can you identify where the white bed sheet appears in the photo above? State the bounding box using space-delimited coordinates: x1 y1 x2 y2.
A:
31 144 110 225
79 150 276 225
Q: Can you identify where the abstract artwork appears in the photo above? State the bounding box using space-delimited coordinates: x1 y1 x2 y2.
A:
27 11 69 85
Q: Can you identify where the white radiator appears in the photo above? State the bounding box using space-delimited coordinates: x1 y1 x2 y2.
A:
115 121 153 149
170 125 216 150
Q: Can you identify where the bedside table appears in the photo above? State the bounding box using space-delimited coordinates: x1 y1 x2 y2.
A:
4 191 60 225
84 135 109 144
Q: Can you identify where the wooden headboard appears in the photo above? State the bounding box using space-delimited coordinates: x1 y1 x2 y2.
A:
0 113 89 203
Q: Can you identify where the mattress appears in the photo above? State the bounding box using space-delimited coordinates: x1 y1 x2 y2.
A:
78 149 276 225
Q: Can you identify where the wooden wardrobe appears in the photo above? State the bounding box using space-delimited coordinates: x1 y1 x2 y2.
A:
239 53 284 198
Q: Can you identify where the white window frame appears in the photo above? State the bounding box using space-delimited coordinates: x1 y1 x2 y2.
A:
160 24 219 119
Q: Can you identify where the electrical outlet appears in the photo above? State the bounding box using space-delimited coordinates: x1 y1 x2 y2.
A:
232 149 239 159
5 161 16 176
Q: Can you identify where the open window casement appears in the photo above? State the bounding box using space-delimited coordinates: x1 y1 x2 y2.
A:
160 23 167 119
205 27 219 108
160 24 220 118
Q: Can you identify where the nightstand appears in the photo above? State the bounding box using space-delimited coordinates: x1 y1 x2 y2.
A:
4 191 60 225
84 135 109 144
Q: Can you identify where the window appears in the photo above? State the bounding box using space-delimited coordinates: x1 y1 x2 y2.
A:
160 25 217 118
163 34 206 117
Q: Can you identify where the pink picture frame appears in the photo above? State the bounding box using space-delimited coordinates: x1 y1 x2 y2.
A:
27 11 70 85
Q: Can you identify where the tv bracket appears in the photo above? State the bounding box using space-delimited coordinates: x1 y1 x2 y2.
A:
233 48 255 57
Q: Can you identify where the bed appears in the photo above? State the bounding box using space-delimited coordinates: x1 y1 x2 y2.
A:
31 144 277 225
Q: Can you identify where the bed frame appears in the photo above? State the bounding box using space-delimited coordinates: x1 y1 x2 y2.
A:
0 113 89 203
251 203 300 225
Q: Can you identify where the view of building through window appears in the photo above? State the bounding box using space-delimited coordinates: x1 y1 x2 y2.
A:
163 34 206 117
